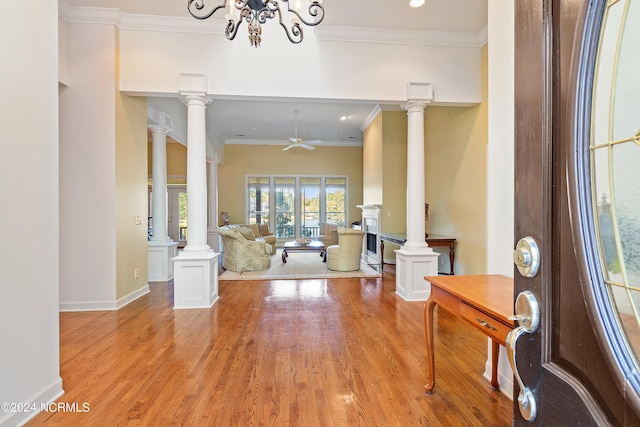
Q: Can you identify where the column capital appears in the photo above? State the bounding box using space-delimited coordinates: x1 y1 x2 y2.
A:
207 152 221 165
148 124 170 135
402 100 429 113
179 92 212 107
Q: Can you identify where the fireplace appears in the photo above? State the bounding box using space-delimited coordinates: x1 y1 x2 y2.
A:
357 204 382 265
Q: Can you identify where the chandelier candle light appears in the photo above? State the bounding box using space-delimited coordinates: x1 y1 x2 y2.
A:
187 0 325 47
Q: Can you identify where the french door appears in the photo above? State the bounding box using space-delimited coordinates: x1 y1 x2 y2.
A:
247 175 347 241
512 0 640 425
167 186 187 246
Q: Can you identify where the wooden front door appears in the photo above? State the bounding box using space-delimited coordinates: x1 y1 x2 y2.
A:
513 0 640 425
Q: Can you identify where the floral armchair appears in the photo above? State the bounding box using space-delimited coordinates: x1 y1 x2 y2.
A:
217 228 271 272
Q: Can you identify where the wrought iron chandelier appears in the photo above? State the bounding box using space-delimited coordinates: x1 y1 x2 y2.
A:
187 0 325 47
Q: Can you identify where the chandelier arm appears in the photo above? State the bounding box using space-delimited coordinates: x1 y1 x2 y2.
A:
283 0 325 26
187 0 228 20
225 17 243 40
278 20 303 44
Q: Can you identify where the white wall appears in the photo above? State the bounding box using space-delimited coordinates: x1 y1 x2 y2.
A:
0 2 64 426
59 20 119 310
487 1 515 277
485 0 516 400
118 18 482 105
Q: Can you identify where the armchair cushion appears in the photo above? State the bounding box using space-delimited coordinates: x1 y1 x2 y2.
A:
327 227 365 272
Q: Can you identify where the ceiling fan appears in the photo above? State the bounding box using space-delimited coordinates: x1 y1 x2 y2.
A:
283 109 320 151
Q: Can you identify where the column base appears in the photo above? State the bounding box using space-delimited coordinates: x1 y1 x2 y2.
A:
395 247 440 301
172 250 219 309
148 240 179 282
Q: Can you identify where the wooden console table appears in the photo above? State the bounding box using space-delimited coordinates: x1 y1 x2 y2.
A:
423 274 514 393
379 233 456 275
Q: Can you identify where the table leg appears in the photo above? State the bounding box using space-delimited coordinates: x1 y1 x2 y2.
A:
424 298 437 393
380 240 384 268
449 243 455 275
491 339 500 389
282 249 287 263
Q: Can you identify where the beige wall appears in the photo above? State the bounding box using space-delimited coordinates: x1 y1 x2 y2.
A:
425 44 488 274
218 144 363 226
116 93 149 298
381 111 408 235
362 113 383 205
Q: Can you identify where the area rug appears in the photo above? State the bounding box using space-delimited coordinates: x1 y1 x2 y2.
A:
219 250 382 281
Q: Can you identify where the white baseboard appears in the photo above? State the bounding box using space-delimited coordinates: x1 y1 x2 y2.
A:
117 285 150 309
0 377 64 427
59 285 150 312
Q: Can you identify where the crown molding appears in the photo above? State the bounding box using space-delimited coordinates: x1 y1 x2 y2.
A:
316 25 487 48
225 139 362 147
120 14 225 35
59 4 487 48
360 105 382 131
60 5 122 25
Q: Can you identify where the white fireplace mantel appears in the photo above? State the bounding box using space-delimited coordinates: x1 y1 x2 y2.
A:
357 205 382 265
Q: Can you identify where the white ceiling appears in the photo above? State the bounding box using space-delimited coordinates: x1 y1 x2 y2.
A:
65 0 488 146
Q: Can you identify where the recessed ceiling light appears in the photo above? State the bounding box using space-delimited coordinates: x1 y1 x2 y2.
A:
340 115 348 121
410 0 425 7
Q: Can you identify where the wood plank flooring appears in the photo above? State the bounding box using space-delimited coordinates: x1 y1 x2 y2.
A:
29 267 512 426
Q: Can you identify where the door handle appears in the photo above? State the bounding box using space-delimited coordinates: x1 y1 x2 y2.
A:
507 290 540 422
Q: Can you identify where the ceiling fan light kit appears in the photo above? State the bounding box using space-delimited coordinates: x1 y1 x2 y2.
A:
187 0 325 47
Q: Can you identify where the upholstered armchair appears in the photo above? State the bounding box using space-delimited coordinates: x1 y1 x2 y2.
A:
218 228 271 272
327 228 365 271
317 222 339 247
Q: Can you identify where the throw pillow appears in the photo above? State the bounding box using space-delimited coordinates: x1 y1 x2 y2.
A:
243 224 260 237
258 223 271 236
237 227 256 241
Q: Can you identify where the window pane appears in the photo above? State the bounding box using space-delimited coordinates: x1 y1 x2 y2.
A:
326 178 346 227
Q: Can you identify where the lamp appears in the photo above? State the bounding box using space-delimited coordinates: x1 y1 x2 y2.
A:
187 0 325 47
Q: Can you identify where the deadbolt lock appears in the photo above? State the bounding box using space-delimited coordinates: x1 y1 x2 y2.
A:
513 236 540 278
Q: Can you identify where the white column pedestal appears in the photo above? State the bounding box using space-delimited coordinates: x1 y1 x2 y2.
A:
395 247 439 301
148 240 179 282
172 251 219 309
207 229 222 253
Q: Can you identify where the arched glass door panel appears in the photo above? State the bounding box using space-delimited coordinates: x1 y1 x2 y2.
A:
575 0 640 408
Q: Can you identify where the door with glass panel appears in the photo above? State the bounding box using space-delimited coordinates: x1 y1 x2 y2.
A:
248 177 270 226
301 178 321 237
512 0 640 425
275 177 296 239
167 186 187 247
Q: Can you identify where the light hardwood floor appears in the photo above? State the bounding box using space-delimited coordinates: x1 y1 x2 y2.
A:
29 266 513 426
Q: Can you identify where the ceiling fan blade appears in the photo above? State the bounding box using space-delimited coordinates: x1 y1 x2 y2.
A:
289 137 298 143
300 143 315 150
305 140 322 145
283 144 296 151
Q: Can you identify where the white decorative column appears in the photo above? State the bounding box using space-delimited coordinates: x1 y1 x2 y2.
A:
148 121 179 282
172 74 219 309
207 153 222 253
395 83 440 301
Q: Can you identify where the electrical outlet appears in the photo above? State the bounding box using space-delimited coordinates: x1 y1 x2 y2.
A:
134 269 140 279
387 211 392 217
134 215 142 225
